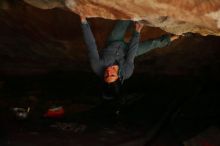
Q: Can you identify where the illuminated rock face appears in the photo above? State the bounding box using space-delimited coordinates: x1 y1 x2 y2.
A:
23 0 220 36
1 0 220 76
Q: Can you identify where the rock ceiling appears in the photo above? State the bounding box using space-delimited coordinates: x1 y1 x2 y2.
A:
23 0 220 36
0 0 220 76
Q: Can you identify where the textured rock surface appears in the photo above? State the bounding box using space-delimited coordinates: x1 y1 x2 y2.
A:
22 0 220 36
0 1 220 77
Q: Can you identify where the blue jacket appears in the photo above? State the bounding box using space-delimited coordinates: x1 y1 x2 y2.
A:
81 22 140 82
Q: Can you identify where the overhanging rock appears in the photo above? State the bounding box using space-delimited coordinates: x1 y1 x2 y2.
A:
23 0 220 36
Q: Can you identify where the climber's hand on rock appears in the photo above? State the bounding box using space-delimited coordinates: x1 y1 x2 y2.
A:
80 15 87 23
170 35 180 41
135 22 144 33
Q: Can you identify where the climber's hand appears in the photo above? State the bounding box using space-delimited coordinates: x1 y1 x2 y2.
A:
80 15 87 23
170 35 180 41
135 22 144 33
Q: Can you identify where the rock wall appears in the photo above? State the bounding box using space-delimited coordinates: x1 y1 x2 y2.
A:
22 0 220 36
0 0 220 77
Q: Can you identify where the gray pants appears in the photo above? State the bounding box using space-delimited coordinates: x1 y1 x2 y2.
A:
107 20 170 57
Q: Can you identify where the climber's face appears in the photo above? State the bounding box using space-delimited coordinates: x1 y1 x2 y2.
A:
104 65 119 83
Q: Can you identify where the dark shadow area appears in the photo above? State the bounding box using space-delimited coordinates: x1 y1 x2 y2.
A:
0 71 220 146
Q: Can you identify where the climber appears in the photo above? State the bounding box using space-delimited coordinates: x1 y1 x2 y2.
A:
80 15 179 100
